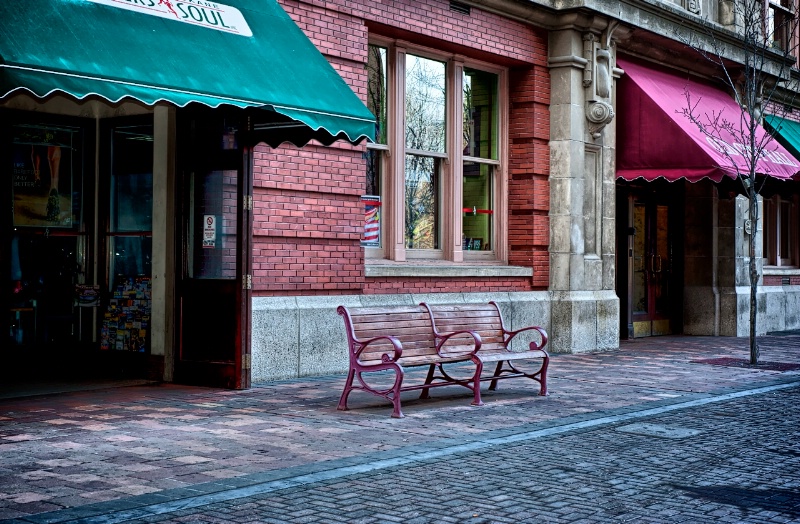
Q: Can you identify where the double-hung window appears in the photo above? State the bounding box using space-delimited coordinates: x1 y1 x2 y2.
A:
765 0 794 50
763 194 798 267
363 40 506 263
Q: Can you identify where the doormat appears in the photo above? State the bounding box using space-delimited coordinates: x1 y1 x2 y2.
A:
691 357 800 371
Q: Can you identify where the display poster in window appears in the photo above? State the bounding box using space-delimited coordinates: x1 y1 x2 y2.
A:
361 196 381 247
75 284 100 307
100 277 151 352
12 124 76 228
203 214 217 248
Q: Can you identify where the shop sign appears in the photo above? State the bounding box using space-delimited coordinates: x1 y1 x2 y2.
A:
203 214 217 248
88 0 253 37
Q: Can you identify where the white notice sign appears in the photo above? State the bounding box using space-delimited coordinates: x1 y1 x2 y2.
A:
203 214 216 248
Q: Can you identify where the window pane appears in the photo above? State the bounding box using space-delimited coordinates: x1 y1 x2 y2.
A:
363 149 382 247
110 236 152 287
405 55 446 153
367 45 388 145
405 154 440 249
780 200 791 262
764 199 775 264
365 149 381 196
111 126 153 232
189 170 238 279
463 69 498 160
462 162 493 251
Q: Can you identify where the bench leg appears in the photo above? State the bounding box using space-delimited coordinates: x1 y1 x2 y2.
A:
488 361 504 391
337 368 356 411
471 360 484 406
390 366 405 418
538 354 550 396
419 364 436 400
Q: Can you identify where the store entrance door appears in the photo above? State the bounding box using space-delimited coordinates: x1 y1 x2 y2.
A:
174 114 251 389
630 193 675 338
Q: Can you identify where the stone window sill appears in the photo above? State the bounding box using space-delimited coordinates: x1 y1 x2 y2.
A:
365 262 532 278
764 267 800 276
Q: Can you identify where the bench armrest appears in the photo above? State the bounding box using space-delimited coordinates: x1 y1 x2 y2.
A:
355 335 404 363
504 325 548 351
435 329 482 357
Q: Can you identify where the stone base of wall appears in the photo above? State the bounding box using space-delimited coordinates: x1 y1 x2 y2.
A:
763 285 800 333
251 290 619 382
683 285 800 336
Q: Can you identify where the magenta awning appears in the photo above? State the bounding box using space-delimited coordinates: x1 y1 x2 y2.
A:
616 58 800 182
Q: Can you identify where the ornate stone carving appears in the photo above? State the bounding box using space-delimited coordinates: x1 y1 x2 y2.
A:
686 0 702 15
586 100 615 139
595 48 611 98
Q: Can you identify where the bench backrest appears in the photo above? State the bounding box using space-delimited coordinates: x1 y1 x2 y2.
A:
338 305 437 362
422 302 507 353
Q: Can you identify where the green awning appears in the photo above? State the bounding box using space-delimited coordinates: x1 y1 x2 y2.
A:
0 0 375 146
764 114 800 161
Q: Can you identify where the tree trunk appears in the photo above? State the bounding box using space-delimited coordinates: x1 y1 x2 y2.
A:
748 188 759 365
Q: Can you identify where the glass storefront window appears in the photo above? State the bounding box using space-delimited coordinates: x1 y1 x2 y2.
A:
103 123 153 353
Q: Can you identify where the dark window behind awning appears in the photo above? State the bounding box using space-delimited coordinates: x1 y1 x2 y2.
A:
616 58 799 183
0 0 375 146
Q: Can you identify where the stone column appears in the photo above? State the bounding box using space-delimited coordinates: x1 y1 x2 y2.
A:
151 104 177 381
548 26 619 352
718 194 766 336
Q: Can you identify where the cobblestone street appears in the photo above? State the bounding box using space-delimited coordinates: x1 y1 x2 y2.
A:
125 385 800 524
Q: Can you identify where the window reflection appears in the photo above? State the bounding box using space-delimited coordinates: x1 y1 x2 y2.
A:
405 154 440 249
405 55 446 153
463 69 498 160
367 45 388 145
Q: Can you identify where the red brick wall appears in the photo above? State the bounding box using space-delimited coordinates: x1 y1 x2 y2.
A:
764 275 800 286
508 64 550 288
252 0 549 296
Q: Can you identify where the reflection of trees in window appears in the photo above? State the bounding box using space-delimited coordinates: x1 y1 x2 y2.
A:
404 55 445 249
405 55 445 153
367 45 387 144
463 69 497 159
365 149 380 196
405 155 439 249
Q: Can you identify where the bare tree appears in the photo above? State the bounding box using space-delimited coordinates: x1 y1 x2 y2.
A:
679 0 799 364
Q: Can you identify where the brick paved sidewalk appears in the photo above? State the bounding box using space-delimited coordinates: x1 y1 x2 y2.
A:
1 333 799 521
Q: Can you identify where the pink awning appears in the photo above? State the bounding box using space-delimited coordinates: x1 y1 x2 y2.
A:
616 58 800 182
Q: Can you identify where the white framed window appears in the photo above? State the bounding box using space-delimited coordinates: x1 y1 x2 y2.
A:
766 0 794 50
763 194 798 267
363 39 507 262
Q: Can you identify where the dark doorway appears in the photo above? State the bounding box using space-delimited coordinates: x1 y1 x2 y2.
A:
617 181 684 339
174 110 251 389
